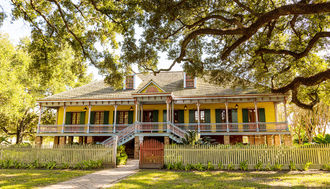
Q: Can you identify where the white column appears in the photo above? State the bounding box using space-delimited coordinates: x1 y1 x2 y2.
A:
284 99 287 122
254 100 259 132
62 103 66 133
113 105 118 133
171 101 174 123
166 97 171 133
135 101 138 122
87 103 91 133
197 102 200 133
140 104 143 122
37 104 43 134
225 101 229 132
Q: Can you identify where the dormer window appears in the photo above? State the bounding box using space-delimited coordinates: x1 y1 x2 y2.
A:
184 72 196 88
125 76 134 89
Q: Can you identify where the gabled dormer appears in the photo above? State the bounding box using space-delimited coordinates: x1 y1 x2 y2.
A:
183 72 197 88
123 74 142 90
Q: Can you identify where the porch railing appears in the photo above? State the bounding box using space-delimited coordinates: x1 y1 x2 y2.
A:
38 121 288 134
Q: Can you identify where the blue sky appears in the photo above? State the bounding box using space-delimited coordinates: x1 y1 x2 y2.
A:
0 1 182 81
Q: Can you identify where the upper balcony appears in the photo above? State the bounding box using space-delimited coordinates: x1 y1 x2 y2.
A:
37 121 289 136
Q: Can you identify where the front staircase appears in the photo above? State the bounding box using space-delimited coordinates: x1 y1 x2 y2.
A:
101 122 187 147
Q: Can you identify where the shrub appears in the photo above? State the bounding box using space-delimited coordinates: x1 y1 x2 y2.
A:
45 161 57 169
116 145 128 165
289 161 296 171
271 162 283 171
217 162 224 170
166 163 173 170
174 162 185 170
185 164 193 171
303 162 312 171
207 161 215 171
322 164 330 171
239 160 248 171
195 163 205 171
264 163 272 171
255 161 263 171
227 163 234 170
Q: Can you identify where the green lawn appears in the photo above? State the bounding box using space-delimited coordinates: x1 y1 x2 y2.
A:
0 169 93 189
112 170 330 188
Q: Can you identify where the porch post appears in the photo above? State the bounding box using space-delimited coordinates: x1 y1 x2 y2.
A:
113 105 117 133
274 102 278 122
135 100 138 122
140 104 143 122
254 99 259 132
166 97 171 133
62 103 66 133
284 98 288 131
225 101 229 132
171 100 174 123
197 102 200 133
87 103 91 133
37 104 43 134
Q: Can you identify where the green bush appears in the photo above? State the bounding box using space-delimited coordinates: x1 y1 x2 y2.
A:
271 162 283 171
195 163 206 171
239 160 248 171
255 161 263 171
217 162 224 170
289 161 296 171
264 163 272 171
116 145 128 165
166 163 173 170
185 164 193 171
174 162 185 170
227 163 234 170
322 164 330 171
207 161 215 171
303 162 312 171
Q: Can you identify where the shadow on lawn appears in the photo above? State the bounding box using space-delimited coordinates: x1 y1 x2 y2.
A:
112 170 329 189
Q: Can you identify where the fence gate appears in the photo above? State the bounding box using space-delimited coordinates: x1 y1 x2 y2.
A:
139 139 164 168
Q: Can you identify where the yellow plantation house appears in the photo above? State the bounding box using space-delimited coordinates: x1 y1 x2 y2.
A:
36 71 291 158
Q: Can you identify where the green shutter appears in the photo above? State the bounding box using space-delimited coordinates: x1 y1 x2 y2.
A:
153 110 158 122
65 112 72 124
104 111 109 124
204 109 210 123
232 109 238 123
80 112 85 124
163 110 167 122
128 111 133 124
189 110 195 123
258 108 265 122
215 109 221 123
90 111 95 124
178 110 184 123
242 109 249 123
116 111 120 124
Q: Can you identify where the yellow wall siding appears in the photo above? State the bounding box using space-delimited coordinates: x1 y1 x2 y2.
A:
56 102 276 129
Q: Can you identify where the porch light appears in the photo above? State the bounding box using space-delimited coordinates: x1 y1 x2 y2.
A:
83 107 88 111
184 105 187 111
130 106 134 111
235 104 239 109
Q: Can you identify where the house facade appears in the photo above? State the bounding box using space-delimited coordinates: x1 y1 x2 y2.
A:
36 71 291 158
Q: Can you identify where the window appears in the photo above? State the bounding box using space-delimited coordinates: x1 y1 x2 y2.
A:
186 75 195 88
71 112 81 124
194 110 205 123
118 111 129 124
125 76 134 89
218 109 233 122
94 112 104 124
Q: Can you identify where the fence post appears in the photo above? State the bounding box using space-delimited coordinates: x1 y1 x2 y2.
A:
113 135 118 167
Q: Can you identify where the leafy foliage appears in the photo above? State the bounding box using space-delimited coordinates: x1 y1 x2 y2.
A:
116 145 128 165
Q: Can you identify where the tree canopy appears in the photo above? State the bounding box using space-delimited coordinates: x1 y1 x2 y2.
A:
1 0 329 109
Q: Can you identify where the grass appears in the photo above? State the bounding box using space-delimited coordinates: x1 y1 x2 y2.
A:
112 170 330 188
0 169 93 189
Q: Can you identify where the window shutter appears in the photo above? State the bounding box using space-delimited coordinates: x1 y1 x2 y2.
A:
80 112 85 124
204 109 210 123
104 111 109 124
116 111 120 124
242 109 249 123
178 110 184 123
128 111 133 124
232 109 238 123
153 110 158 122
189 110 195 123
163 110 167 122
65 112 72 124
90 111 95 124
215 109 221 123
258 108 265 122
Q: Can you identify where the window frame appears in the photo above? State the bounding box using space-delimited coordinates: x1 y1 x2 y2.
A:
125 76 134 89
118 111 129 124
71 112 81 124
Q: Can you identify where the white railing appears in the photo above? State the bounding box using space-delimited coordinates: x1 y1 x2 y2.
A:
102 123 135 146
168 122 187 139
175 122 288 132
89 124 113 133
63 125 87 133
38 125 61 133
135 122 167 133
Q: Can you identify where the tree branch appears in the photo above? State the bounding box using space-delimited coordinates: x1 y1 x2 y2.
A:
256 32 330 59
